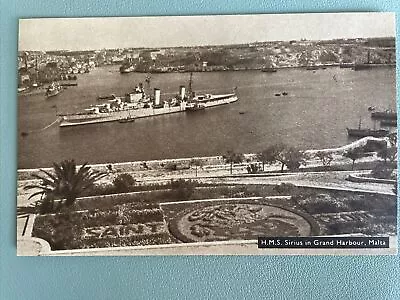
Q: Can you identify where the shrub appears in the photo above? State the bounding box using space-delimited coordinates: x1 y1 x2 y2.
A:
296 193 349 214
362 140 387 152
113 173 136 193
164 163 178 171
370 163 393 179
170 179 196 200
273 183 298 195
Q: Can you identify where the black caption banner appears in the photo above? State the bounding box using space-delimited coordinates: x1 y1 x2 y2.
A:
258 237 390 249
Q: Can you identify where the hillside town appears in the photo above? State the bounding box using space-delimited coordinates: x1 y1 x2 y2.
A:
18 37 395 88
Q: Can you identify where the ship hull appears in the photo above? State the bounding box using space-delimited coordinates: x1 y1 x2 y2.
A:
60 106 185 127
60 94 238 127
380 119 397 127
346 128 389 138
46 90 61 98
371 111 397 120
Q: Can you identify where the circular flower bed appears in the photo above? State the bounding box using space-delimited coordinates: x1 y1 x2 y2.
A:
169 203 319 243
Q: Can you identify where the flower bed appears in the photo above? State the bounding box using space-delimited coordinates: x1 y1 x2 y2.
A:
32 202 174 250
162 198 319 243
293 190 397 235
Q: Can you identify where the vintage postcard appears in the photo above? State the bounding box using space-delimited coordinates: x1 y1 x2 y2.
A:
17 13 397 256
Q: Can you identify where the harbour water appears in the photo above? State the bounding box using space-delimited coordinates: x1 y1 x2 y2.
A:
18 66 396 169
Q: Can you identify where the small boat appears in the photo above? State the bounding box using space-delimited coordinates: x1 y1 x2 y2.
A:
306 66 319 70
60 82 78 87
239 111 245 115
261 68 277 73
186 102 206 111
282 92 288 96
380 119 397 127
367 106 376 112
97 94 116 101
45 82 63 98
17 87 29 93
120 64 135 74
339 63 355 68
353 64 373 71
274 93 281 97
118 117 135 123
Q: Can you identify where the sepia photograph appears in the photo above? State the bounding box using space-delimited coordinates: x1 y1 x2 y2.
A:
16 12 397 256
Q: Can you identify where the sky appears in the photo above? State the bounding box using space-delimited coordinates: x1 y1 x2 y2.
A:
18 13 396 51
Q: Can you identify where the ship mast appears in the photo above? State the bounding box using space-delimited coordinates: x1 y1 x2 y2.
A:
188 72 193 101
145 74 151 97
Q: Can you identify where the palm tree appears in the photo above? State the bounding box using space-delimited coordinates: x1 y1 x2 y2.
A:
25 160 107 212
223 151 244 174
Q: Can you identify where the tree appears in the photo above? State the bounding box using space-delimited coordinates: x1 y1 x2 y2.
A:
257 144 285 171
343 148 364 170
246 163 260 174
315 151 333 168
377 146 397 164
371 162 393 179
25 160 107 212
190 159 204 177
376 142 397 179
277 147 307 171
223 150 244 174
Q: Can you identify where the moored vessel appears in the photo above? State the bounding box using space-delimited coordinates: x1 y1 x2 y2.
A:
371 110 397 120
346 128 389 138
45 82 63 98
261 67 277 73
120 64 135 74
380 119 397 127
59 74 238 127
346 118 389 138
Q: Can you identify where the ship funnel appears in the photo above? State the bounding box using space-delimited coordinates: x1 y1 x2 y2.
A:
154 88 161 105
179 86 186 100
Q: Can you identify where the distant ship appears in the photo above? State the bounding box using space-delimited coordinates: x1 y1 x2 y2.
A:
339 62 355 68
45 82 63 98
346 128 389 138
261 67 277 73
120 64 135 74
371 110 397 120
58 73 238 127
120 58 136 74
346 118 389 138
261 58 278 73
380 119 397 127
306 65 319 70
